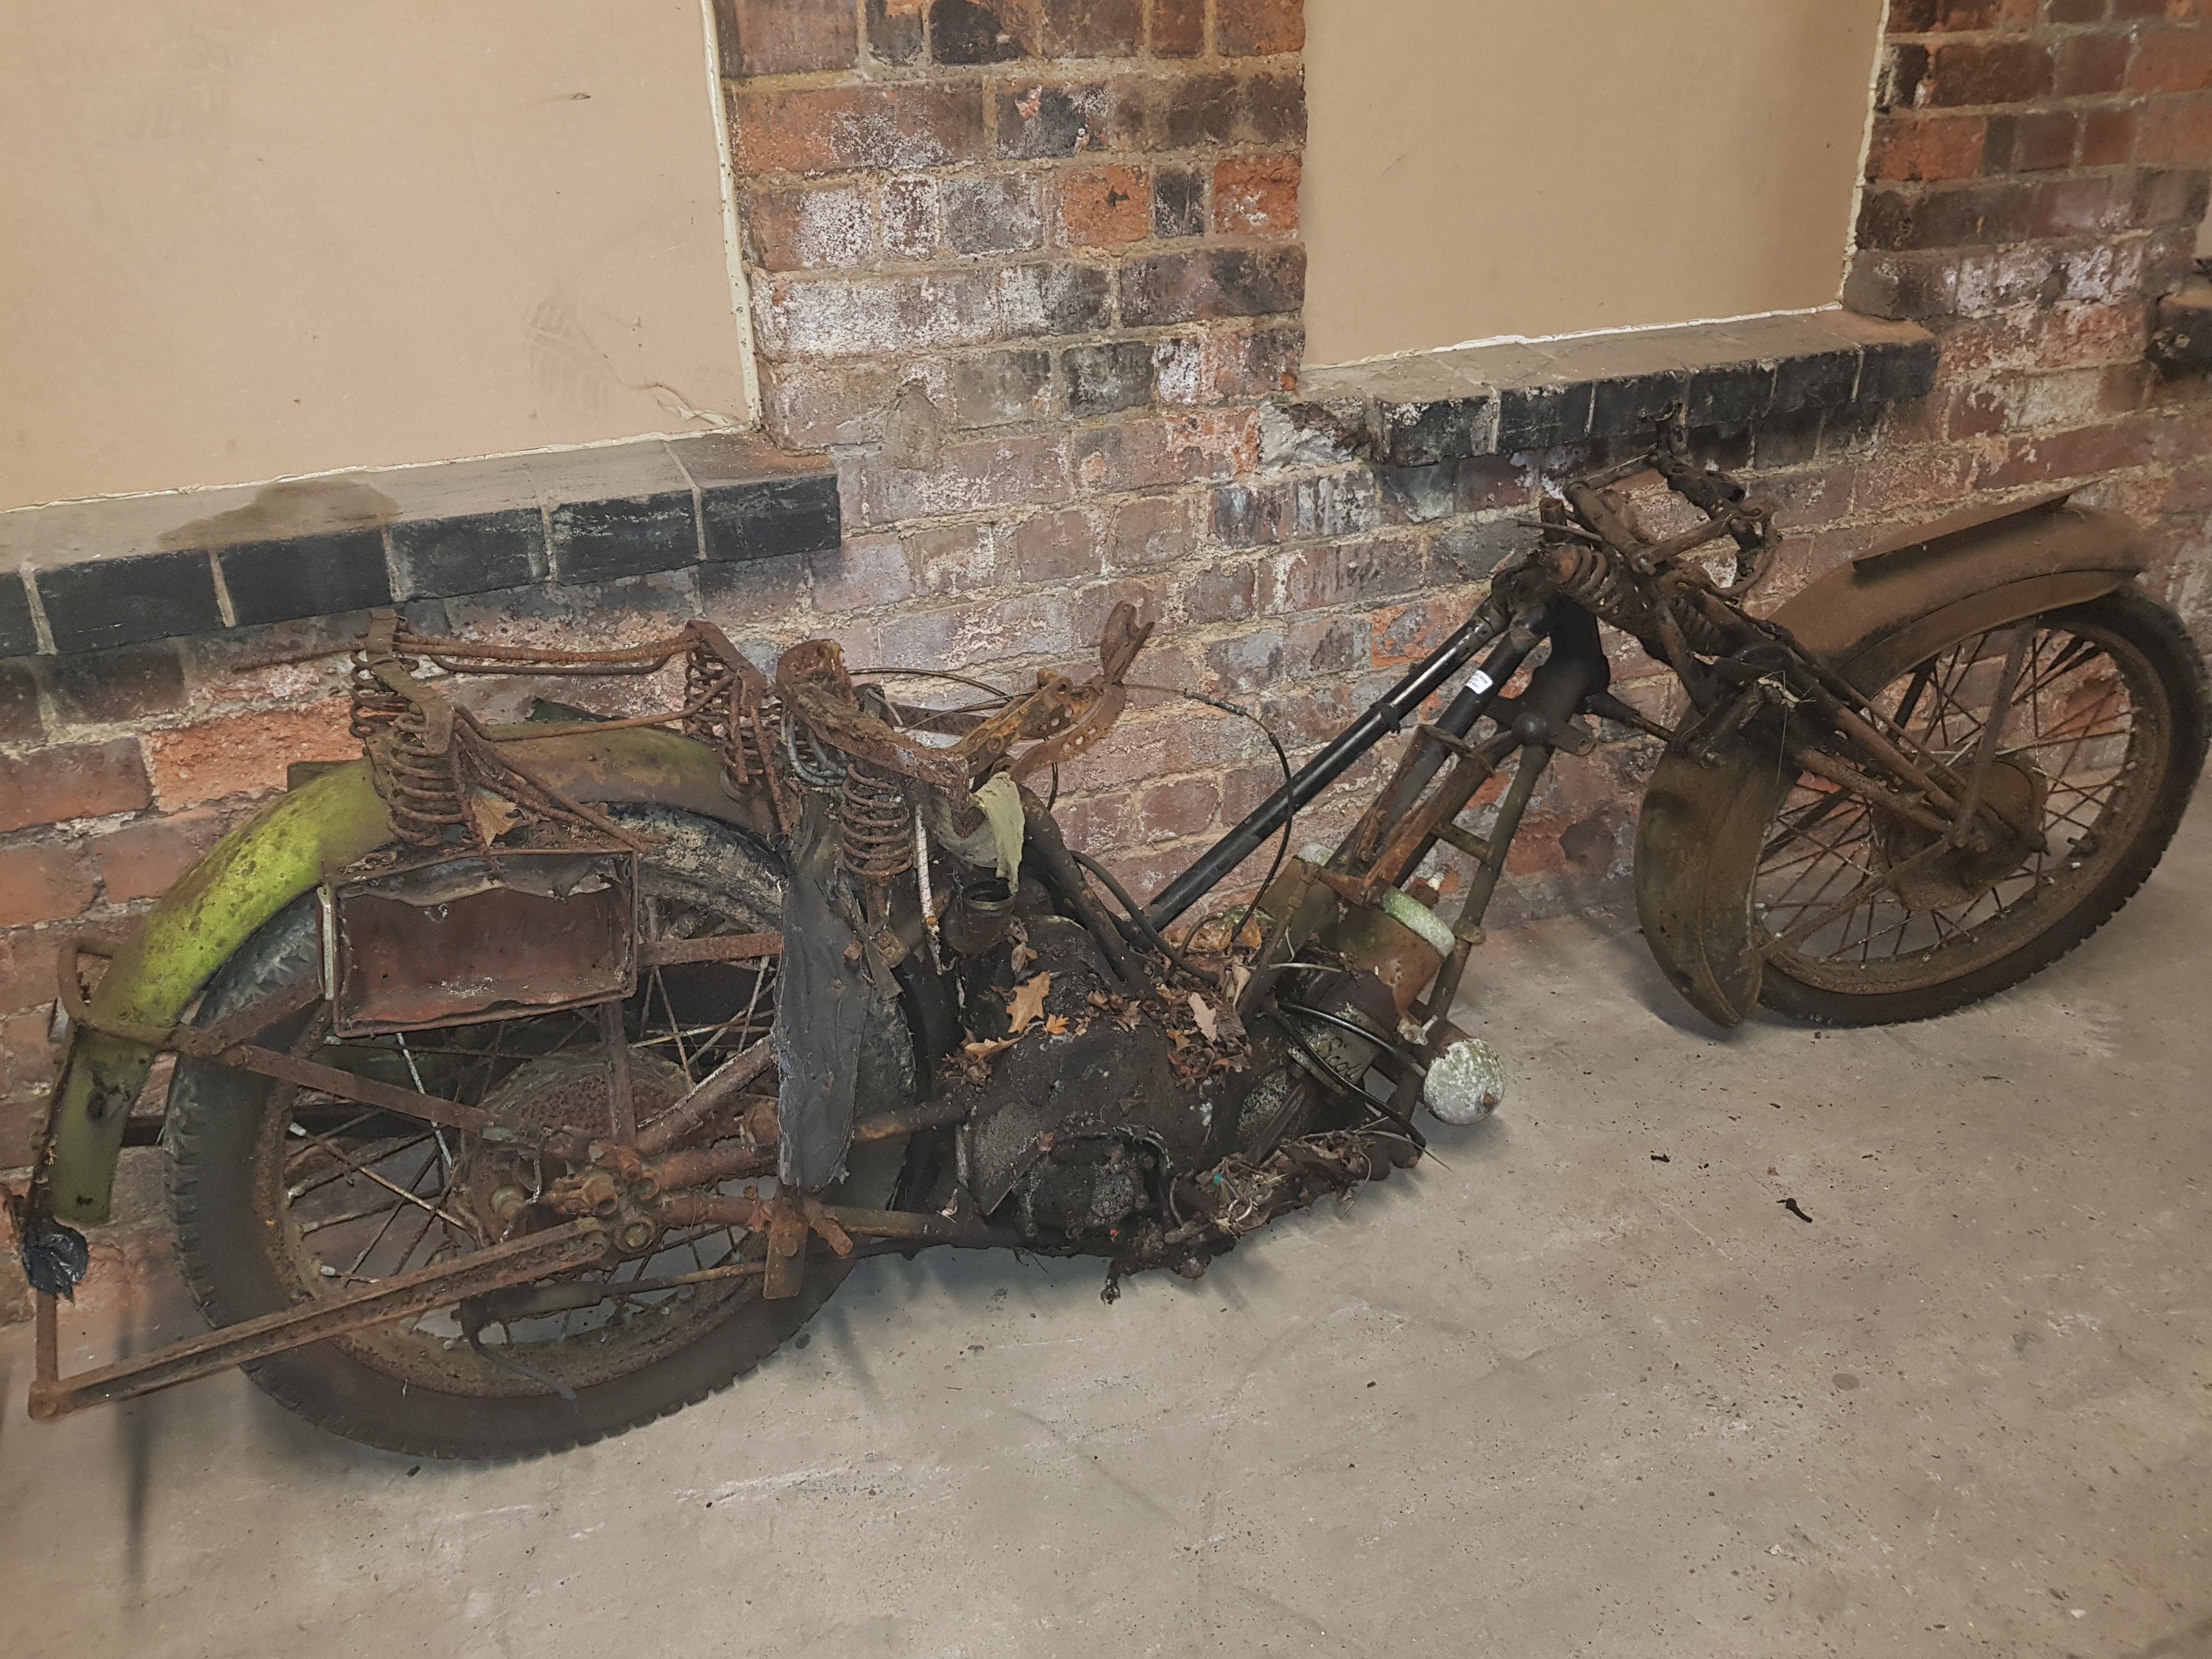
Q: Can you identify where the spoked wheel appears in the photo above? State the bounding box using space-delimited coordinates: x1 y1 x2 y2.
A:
1753 591 2208 1025
165 808 917 1459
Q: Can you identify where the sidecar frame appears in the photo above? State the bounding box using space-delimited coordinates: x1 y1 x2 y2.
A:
1633 492 2150 1028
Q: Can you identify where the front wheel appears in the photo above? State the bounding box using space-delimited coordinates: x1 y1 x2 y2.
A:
163 807 918 1459
1751 590 2208 1026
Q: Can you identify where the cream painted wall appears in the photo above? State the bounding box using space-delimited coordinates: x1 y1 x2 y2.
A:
1301 0 1886 366
0 1 753 512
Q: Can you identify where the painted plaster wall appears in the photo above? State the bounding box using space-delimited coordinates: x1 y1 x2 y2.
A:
0 0 754 512
1300 0 1888 363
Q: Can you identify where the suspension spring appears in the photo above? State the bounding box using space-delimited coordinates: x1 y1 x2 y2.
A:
839 762 915 883
1544 541 1731 658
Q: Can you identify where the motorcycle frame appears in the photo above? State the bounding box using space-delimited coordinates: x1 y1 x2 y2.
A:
20 437 2151 1425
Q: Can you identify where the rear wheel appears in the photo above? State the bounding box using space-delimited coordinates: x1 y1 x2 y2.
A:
1753 590 2208 1025
164 807 916 1459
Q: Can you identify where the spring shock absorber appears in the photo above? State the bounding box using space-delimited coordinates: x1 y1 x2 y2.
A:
1541 539 1733 659
838 761 915 883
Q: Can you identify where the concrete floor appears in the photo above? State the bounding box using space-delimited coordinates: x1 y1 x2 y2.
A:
4 804 2209 1659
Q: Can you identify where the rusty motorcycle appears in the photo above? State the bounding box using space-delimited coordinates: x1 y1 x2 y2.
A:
13 415 2207 1457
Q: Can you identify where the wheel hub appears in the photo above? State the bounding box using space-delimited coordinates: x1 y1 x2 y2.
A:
1874 756 2049 911
459 1051 689 1243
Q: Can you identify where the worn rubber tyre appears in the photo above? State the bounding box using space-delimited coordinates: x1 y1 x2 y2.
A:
1755 590 2208 1026
164 807 915 1459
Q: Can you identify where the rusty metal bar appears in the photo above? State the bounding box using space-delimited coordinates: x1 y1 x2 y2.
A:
600 1000 636 1146
637 932 782 967
633 1040 777 1156
27 1221 609 1420
1946 624 2035 849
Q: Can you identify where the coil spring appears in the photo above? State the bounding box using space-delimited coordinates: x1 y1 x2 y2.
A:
352 651 468 845
1548 541 1731 658
838 762 915 883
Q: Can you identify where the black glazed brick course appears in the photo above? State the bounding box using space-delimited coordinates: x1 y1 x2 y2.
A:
0 574 35 657
1772 349 1864 415
389 509 546 601
548 492 701 584
40 550 224 654
1375 396 1495 468
1497 382 1594 455
1685 360 1777 431
219 529 392 627
1588 370 1693 442
1857 338 1941 405
699 475 842 564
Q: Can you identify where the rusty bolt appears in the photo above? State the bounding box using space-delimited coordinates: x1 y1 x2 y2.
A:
617 1220 657 1253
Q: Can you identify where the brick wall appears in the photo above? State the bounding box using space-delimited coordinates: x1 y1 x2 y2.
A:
2 0 2209 1164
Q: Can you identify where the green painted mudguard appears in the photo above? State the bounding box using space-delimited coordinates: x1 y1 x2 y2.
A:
41 728 769 1223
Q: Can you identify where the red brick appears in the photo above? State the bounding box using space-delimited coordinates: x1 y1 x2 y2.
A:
89 811 229 903
2012 109 2082 170
2137 163 2212 222
732 86 987 176
2035 174 2125 235
0 741 151 833
1120 245 1305 325
1008 507 1106 583
2080 104 2141 163
1184 561 1259 623
1 1009 59 1100
1943 299 2149 370
1136 775 1219 838
2056 32 2136 96
720 0 859 74
852 432 1074 525
1073 411 1256 492
1369 601 1457 667
143 698 354 809
0 843 95 928
1924 40 2055 105
1889 0 2006 27
1869 115 1989 180
1976 419 2161 488
1211 155 1300 235
1108 494 1197 569
0 928 59 1015
1039 0 1141 55
1148 0 1203 54
2129 28 2212 91
757 270 1001 360
743 186 875 272
1215 0 1302 54
2137 91 2212 161
1054 163 1152 245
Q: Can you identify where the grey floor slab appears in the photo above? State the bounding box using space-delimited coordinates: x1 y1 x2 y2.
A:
3 802 2209 1659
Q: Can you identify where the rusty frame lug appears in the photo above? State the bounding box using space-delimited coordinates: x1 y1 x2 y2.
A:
27 1221 610 1420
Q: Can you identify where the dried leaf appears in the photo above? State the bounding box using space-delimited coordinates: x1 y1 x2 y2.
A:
1006 973 1052 1036
1188 992 1218 1044
1043 1014 1069 1036
1224 964 1252 1007
1168 1029 1190 1051
1010 941 1040 974
963 1037 1018 1063
1087 992 1111 1010
1236 915 1267 951
467 788 523 846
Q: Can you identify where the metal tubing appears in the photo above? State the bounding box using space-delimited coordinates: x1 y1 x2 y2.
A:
1145 604 1516 927
28 1222 609 1420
